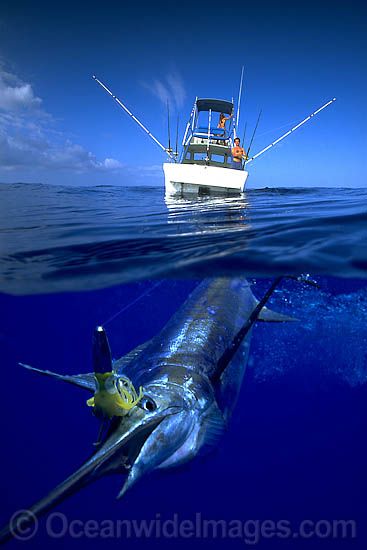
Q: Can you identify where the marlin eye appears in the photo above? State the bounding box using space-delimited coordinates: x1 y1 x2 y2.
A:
141 397 156 412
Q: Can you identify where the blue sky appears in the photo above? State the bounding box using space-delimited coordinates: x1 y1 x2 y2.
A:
0 0 366 187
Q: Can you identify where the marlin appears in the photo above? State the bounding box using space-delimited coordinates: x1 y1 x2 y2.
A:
0 277 294 543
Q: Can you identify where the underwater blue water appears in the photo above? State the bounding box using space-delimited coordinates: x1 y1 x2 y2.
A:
0 183 367 548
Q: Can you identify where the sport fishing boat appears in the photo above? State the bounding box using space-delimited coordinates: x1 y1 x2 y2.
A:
93 74 336 196
163 97 248 196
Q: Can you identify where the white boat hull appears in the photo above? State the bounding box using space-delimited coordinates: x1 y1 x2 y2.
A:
163 162 248 196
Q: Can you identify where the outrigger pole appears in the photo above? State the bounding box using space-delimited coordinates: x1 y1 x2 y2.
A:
245 98 336 166
92 75 176 161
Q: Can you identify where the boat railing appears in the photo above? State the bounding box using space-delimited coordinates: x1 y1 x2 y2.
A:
180 129 233 162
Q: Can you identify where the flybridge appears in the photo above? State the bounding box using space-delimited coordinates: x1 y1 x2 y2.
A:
93 73 336 196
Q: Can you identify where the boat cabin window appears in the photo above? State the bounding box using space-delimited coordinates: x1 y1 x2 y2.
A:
183 149 232 168
211 154 225 164
193 152 208 161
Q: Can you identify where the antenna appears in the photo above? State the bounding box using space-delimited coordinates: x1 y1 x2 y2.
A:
236 66 244 131
92 75 175 161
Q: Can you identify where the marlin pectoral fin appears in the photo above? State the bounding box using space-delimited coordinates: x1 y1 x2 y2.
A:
117 477 132 500
19 337 152 394
258 306 297 322
19 363 96 392
197 404 226 456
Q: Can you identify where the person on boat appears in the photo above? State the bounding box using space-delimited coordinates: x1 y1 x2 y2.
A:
217 112 233 130
231 137 247 170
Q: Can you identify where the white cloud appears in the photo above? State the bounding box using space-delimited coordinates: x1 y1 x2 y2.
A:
0 65 123 174
0 66 43 112
103 157 123 169
0 81 42 112
142 71 186 111
165 73 186 109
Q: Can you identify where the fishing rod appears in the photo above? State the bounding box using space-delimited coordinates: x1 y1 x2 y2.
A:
246 109 262 159
167 100 172 154
245 97 337 166
175 115 179 159
92 75 176 162
242 121 247 150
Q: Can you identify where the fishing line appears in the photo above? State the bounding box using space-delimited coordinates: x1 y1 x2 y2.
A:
256 118 301 139
102 281 163 328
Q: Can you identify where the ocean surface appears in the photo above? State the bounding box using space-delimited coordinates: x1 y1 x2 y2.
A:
0 183 367 549
1 184 367 294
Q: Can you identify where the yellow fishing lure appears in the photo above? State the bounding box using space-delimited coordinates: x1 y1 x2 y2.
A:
87 372 144 418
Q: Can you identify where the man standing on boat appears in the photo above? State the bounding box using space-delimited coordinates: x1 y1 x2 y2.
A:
231 137 247 170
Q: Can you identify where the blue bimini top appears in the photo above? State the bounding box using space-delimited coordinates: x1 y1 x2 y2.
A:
196 98 233 115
